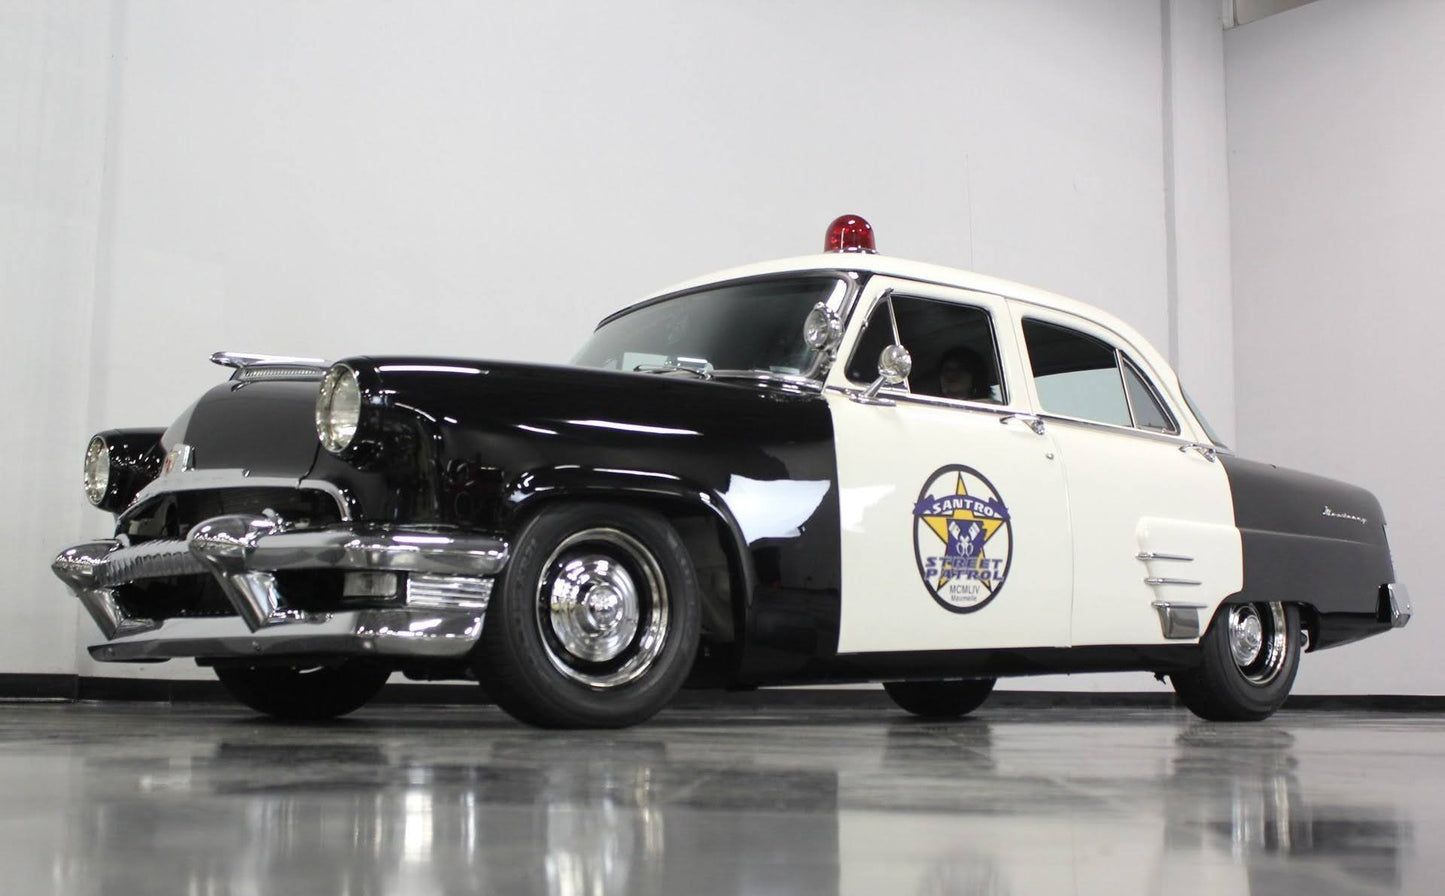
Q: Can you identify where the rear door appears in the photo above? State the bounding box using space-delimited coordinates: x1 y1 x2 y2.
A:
1009 306 1241 645
826 277 1073 654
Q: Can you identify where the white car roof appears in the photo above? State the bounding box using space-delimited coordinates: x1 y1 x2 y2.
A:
633 252 1208 444
642 253 1154 362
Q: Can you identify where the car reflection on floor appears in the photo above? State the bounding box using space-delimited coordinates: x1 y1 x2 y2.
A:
0 704 1421 896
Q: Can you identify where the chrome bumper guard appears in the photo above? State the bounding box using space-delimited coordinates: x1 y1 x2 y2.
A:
1385 583 1412 629
52 514 508 661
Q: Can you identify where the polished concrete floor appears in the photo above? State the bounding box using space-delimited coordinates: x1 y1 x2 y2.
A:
0 700 1438 895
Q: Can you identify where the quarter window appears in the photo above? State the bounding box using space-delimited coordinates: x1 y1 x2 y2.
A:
846 294 1005 403
1122 359 1175 433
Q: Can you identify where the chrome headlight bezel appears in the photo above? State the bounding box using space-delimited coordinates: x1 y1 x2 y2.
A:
316 363 362 454
83 436 111 507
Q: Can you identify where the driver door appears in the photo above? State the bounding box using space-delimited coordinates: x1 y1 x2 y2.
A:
826 277 1074 654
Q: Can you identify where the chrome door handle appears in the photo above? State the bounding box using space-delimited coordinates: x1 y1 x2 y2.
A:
1000 414 1046 436
1179 443 1217 462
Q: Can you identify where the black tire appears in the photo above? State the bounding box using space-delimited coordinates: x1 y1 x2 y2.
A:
1171 601 1301 722
884 678 996 718
214 661 391 721
474 502 701 729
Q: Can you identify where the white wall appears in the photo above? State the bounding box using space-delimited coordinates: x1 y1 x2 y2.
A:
0 3 115 674
3 1 1236 685
1227 0 1442 693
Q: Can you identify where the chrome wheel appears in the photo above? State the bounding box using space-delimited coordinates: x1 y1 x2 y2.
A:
536 527 669 689
1227 603 1289 687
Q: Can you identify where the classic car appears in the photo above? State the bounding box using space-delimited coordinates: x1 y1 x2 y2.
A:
52 216 1411 728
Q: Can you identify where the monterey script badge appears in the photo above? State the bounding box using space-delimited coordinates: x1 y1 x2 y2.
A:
912 465 1013 613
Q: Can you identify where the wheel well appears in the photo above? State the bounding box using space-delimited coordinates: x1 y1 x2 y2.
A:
510 494 744 644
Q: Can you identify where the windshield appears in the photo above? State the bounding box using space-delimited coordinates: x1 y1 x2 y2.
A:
572 277 849 378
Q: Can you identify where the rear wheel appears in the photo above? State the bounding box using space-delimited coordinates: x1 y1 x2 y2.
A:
1171 601 1301 721
474 502 701 729
214 661 391 720
883 678 996 718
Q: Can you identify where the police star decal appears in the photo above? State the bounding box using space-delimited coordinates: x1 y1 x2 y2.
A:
912 465 1013 613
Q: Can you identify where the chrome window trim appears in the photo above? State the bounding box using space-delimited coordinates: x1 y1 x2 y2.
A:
823 384 1025 417
840 289 1012 406
128 469 355 522
1029 409 1203 448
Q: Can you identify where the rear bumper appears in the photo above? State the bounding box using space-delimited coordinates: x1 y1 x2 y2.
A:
52 514 508 661
1386 583 1413 628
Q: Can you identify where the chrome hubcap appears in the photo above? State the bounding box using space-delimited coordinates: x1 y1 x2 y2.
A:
537 528 668 689
1227 603 1289 686
1229 607 1264 666
546 557 640 663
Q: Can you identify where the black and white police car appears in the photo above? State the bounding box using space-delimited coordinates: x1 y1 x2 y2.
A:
54 216 1410 728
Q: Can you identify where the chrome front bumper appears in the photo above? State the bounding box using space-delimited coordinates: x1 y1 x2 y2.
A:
52 514 508 661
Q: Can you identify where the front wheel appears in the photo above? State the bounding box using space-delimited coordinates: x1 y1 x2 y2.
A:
473 502 701 729
884 678 996 718
214 661 391 720
1171 601 1301 721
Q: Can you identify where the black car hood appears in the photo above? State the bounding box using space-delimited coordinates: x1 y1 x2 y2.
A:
163 377 322 479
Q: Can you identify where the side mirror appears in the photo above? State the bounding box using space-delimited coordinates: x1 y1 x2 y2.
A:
852 344 912 405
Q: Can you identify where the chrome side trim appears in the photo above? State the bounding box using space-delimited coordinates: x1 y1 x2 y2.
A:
88 610 484 662
1145 577 1202 587
1386 583 1412 629
1151 601 1207 640
822 384 1029 419
1136 551 1194 562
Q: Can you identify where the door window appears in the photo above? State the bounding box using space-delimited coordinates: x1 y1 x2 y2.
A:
1021 319 1176 434
846 295 1006 403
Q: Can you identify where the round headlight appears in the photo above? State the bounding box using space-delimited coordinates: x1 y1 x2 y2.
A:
83 436 111 506
316 364 362 453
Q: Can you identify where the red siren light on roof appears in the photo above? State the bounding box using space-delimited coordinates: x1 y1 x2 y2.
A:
824 214 877 254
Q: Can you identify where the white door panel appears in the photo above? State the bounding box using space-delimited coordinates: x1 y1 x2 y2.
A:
828 279 1074 655
1007 300 1242 647
830 396 1073 653
1047 422 1240 645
